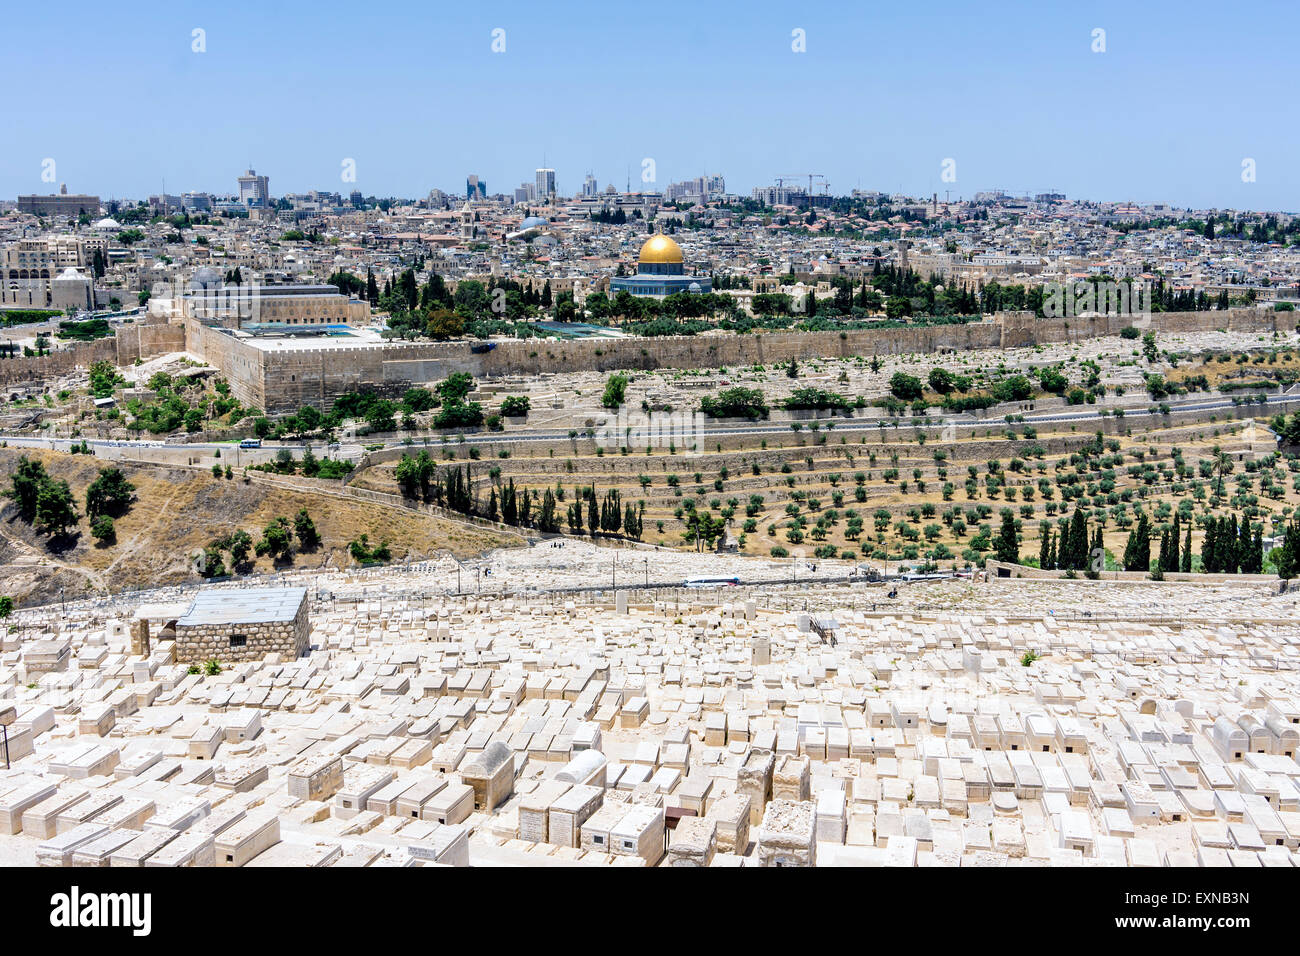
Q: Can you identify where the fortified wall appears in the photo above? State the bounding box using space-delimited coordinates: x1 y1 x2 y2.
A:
0 319 185 391
228 306 1281 415
0 307 1289 413
999 306 1282 348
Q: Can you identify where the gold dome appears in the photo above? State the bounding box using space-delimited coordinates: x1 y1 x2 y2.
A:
638 233 683 264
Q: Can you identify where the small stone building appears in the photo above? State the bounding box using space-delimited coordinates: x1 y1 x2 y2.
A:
459 741 514 812
174 587 310 663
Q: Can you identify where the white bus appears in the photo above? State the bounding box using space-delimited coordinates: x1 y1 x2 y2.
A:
683 575 741 588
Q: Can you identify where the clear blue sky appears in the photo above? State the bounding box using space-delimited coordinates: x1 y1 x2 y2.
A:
5 0 1296 210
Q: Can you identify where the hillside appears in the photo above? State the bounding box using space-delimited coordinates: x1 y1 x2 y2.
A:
0 448 519 608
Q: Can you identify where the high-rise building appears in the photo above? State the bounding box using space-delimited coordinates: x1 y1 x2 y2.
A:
466 175 487 200
751 184 805 207
665 175 726 203
535 168 556 199
182 192 213 211
237 168 270 206
582 173 599 197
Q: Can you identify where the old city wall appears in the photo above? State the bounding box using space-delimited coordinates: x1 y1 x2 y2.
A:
2 307 1289 411
251 341 482 414
0 336 116 389
215 307 1290 414
114 321 186 364
0 318 186 390
1003 306 1283 347
475 323 1006 378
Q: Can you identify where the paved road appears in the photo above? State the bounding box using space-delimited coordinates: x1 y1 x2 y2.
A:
2 390 1294 459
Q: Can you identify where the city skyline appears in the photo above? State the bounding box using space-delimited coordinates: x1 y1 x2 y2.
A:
4 0 1298 211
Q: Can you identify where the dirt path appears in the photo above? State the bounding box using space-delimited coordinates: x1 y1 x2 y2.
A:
0 520 110 593
105 484 184 576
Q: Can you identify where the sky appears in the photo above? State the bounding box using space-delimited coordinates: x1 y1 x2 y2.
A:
4 0 1297 211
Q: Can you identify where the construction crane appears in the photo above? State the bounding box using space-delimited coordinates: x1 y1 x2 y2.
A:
780 174 828 195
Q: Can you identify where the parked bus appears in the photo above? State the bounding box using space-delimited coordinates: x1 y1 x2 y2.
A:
684 575 741 588
239 438 262 449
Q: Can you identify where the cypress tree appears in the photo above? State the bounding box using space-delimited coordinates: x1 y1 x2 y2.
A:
502 479 518 525
994 510 1020 564
1181 526 1192 573
1089 526 1103 575
1170 513 1181 574
1277 516 1300 580
1125 514 1151 572
1236 516 1252 574
1067 507 1088 570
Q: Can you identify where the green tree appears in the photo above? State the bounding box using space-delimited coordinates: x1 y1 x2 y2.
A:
90 515 115 545
927 368 955 394
5 457 49 522
36 478 80 537
228 529 253 569
85 467 135 518
1141 331 1158 363
436 372 476 404
1124 513 1151 572
1065 506 1089 571
364 400 397 433
255 516 294 561
88 360 123 399
294 509 320 551
1276 516 1300 580
993 510 1020 564
889 372 924 401
601 373 629 409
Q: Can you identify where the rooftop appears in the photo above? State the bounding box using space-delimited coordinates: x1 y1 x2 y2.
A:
177 586 307 627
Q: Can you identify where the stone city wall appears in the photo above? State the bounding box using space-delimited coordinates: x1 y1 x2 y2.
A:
240 308 1286 414
0 318 185 389
2 308 1288 411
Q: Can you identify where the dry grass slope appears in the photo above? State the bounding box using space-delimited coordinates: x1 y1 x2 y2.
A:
0 448 518 607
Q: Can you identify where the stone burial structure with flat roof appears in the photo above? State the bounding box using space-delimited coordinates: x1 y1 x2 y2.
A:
173 587 311 663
